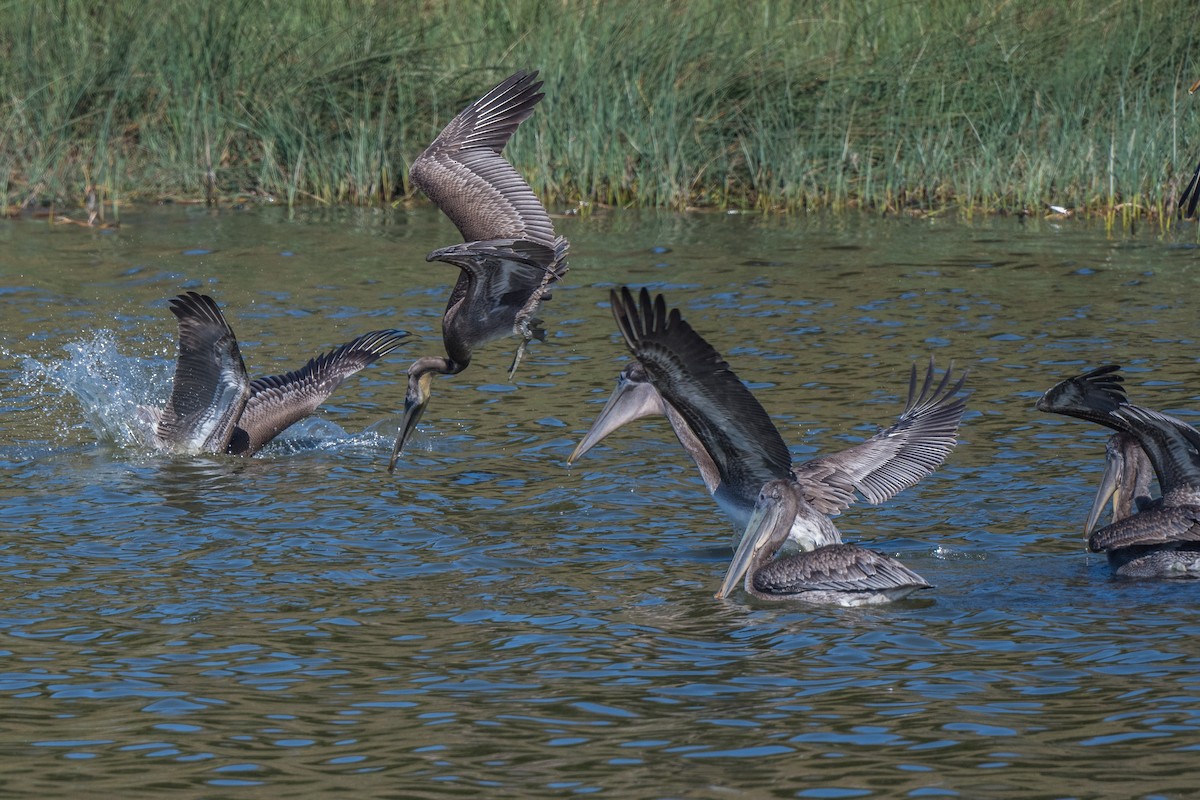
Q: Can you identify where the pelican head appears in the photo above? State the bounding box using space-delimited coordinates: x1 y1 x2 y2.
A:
387 361 442 471
716 479 798 599
569 362 666 464
1084 433 1154 535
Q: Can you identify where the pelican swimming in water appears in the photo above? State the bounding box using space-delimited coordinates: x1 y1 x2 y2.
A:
388 69 569 470
588 287 967 604
142 292 410 456
1038 365 1200 578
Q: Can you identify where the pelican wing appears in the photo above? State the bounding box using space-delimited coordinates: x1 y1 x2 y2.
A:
410 70 556 248
1110 404 1200 494
793 358 968 515
610 287 793 493
752 543 930 595
233 329 410 455
1039 365 1200 495
1088 506 1200 552
1036 364 1126 423
156 292 250 453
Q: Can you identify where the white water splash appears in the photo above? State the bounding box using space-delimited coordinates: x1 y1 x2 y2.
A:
17 331 174 449
931 544 988 561
14 332 397 457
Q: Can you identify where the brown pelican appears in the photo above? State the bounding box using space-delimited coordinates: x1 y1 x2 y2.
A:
1038 365 1200 577
594 287 967 604
143 292 410 456
388 69 569 470
724 481 935 605
571 355 967 538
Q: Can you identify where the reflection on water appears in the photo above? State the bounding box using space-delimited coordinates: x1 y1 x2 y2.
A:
2 207 1200 797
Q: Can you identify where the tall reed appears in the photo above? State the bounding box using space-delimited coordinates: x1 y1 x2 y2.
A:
2 0 1198 217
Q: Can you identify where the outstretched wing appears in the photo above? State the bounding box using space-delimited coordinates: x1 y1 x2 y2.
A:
1036 364 1126 423
232 329 411 455
410 70 557 248
156 292 250 453
610 286 793 494
1039 365 1200 495
793 358 967 515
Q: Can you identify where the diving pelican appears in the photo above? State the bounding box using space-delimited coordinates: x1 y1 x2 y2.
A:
1038 365 1200 577
142 292 410 456
594 287 967 603
388 69 569 470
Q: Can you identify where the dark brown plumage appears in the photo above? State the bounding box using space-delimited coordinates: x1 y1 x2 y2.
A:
155 292 249 452
1039 366 1200 578
750 541 932 604
574 288 968 531
586 287 965 603
1179 159 1200 220
409 70 557 249
389 70 570 469
151 292 409 456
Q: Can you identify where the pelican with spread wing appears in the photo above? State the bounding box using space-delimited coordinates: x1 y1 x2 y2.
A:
577 287 967 604
389 70 569 469
143 292 409 456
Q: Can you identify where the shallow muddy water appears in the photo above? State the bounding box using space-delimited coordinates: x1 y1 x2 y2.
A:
1 204 1199 798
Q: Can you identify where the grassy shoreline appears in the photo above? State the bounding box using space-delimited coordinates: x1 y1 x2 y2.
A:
3 1 1200 220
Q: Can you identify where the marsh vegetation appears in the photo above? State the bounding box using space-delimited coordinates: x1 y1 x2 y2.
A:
3 1 1199 219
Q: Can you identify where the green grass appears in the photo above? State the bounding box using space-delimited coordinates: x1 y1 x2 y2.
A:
3 0 1199 218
